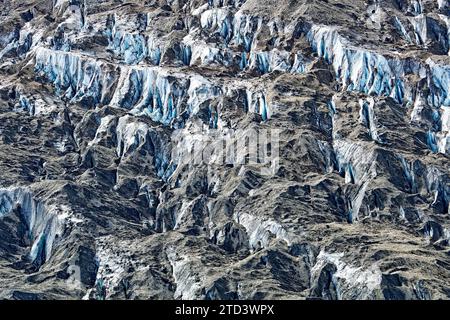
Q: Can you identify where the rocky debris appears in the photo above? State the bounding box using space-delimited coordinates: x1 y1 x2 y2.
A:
0 0 449 300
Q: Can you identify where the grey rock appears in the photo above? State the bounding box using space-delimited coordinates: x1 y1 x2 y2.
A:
0 0 449 300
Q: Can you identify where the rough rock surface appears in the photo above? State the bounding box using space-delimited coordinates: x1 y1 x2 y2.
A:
0 0 449 300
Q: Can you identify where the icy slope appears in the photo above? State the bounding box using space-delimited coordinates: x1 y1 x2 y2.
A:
0 0 449 300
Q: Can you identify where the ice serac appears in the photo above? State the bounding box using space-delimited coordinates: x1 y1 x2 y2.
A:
35 47 118 106
0 187 66 269
34 46 274 128
427 59 450 108
359 97 382 143
110 67 225 126
308 24 448 109
197 8 309 74
308 25 408 103
2 0 450 301
106 14 162 66
110 32 148 65
311 251 382 300
307 24 450 154
234 211 292 251
115 115 173 179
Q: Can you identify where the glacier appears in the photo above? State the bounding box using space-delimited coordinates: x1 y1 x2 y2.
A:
0 187 67 268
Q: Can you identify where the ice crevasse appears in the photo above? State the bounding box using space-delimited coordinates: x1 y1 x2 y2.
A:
115 115 174 179
106 25 162 66
197 9 309 74
110 66 227 126
106 6 309 74
0 187 69 268
34 47 118 106
105 9 309 75
307 25 450 108
308 25 412 104
307 25 450 154
34 47 273 125
34 47 215 125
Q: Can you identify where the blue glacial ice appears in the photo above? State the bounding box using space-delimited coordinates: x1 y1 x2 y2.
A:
231 12 262 53
0 28 34 60
243 50 308 74
200 8 233 44
110 66 223 126
399 155 418 193
426 60 450 154
392 11 449 55
0 187 66 268
35 47 117 106
115 115 176 179
307 25 409 104
426 58 450 108
105 12 162 66
411 0 423 15
424 165 450 214
198 9 309 73
333 139 377 186
308 24 449 108
106 23 163 66
206 0 246 9
245 90 269 120
359 98 383 143
18 95 35 115
34 47 273 127
307 24 449 155
110 67 188 125
110 31 148 65
104 8 308 75
393 16 413 43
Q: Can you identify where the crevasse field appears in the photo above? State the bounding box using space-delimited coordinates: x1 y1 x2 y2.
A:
0 0 449 300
